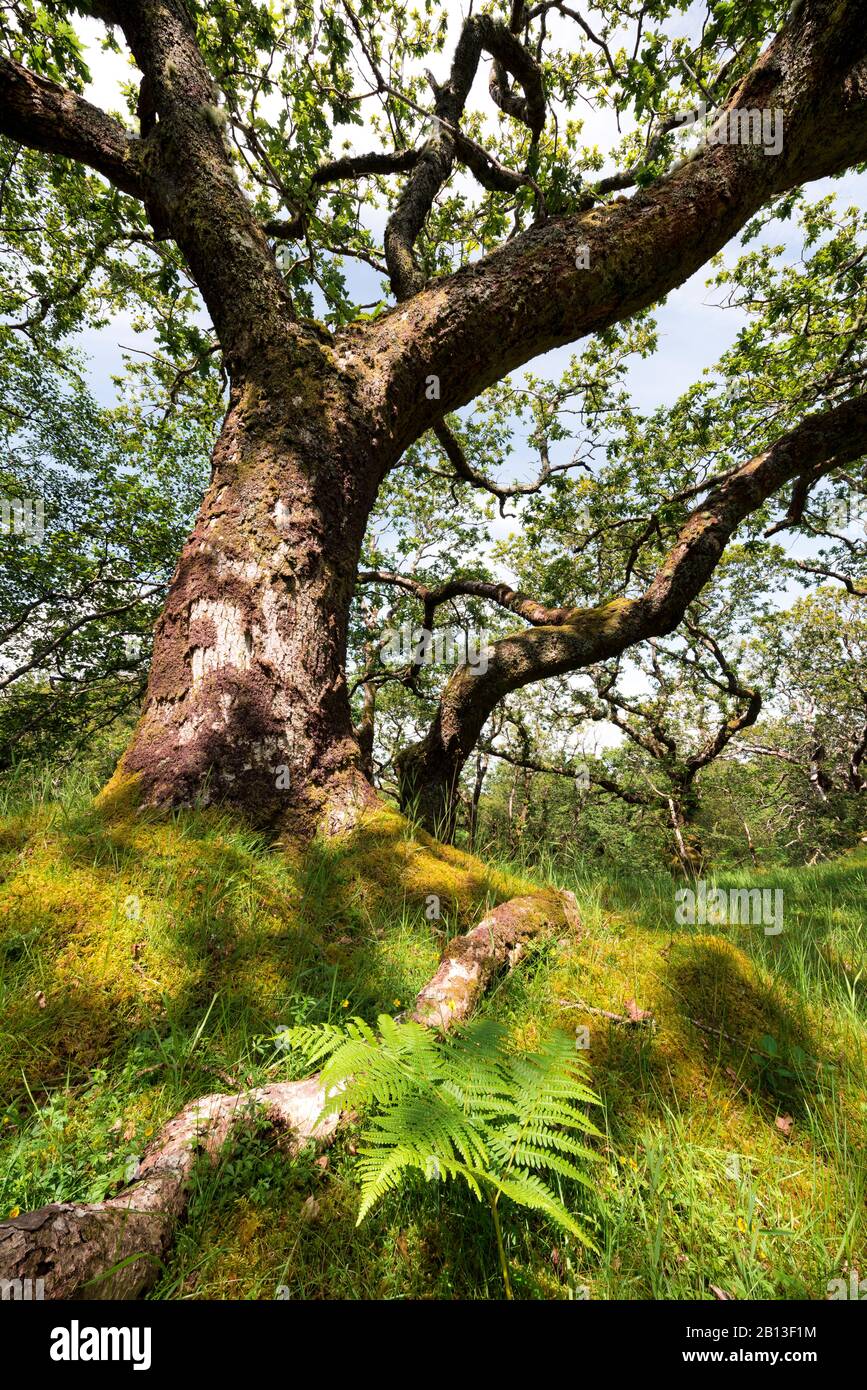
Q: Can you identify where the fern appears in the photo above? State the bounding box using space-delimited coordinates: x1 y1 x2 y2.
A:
284 1014 604 1296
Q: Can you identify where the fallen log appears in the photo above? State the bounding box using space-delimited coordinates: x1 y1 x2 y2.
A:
0 889 577 1299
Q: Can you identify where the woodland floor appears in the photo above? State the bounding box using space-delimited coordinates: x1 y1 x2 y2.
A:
0 762 864 1301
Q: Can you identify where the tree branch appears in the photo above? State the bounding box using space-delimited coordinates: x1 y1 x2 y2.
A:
0 56 147 199
396 392 867 828
432 419 588 513
356 567 574 627
362 1 867 450
384 13 546 299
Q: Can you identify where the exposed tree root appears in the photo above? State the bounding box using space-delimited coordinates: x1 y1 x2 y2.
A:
411 892 578 1030
0 889 577 1300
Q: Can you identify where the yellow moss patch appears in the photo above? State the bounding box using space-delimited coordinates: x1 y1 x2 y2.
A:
315 807 532 928
0 797 543 1103
94 763 145 820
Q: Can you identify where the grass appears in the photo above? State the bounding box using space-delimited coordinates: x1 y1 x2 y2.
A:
0 759 864 1300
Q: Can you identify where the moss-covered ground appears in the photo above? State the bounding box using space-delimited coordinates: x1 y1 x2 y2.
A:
1 762 864 1300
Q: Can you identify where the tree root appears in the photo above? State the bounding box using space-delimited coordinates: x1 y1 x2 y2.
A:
0 889 577 1300
411 892 577 1030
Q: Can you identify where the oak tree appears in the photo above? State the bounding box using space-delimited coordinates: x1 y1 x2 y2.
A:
2 0 867 837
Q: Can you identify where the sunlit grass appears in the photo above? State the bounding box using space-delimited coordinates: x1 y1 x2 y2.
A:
0 759 864 1299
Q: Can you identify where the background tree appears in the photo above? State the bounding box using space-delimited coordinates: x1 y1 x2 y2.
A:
725 587 867 858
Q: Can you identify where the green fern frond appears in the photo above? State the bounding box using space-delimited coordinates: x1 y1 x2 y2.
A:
494 1144 597 1187
287 1012 603 1284
492 1169 598 1248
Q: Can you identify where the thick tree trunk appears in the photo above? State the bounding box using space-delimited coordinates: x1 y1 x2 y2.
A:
103 367 382 835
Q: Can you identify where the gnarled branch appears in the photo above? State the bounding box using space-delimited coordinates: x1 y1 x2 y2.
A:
0 56 146 199
396 393 867 829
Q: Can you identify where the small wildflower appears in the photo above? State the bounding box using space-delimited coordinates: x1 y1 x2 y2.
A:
8 1205 20 1219
340 999 349 1009
737 1216 747 1233
393 999 401 1008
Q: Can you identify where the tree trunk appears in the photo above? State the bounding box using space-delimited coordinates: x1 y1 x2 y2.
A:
102 368 381 835
666 793 704 878
467 752 488 852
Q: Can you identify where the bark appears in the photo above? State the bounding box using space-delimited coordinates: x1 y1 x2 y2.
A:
0 1078 338 1300
102 362 387 833
411 891 576 1030
848 714 867 792
666 795 705 878
0 888 576 1299
467 752 488 851
743 818 759 868
0 55 146 197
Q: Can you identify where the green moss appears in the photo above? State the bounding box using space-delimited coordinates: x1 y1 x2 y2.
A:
0 772 864 1301
94 761 145 819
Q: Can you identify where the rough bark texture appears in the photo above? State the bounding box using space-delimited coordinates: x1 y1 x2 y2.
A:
411 890 579 1030
0 1078 338 1299
0 889 575 1299
1 2 866 827
103 354 386 833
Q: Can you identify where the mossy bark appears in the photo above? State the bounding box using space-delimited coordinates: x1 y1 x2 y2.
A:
109 362 384 833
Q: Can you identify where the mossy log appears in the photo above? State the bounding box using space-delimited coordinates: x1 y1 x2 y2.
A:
0 889 577 1300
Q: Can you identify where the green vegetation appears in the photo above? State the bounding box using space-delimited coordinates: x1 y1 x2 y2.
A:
1 754 863 1300
285 1011 602 1297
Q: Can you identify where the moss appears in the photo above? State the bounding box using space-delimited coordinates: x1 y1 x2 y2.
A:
0 794 534 1105
2 776 864 1301
94 762 145 821
308 805 532 929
